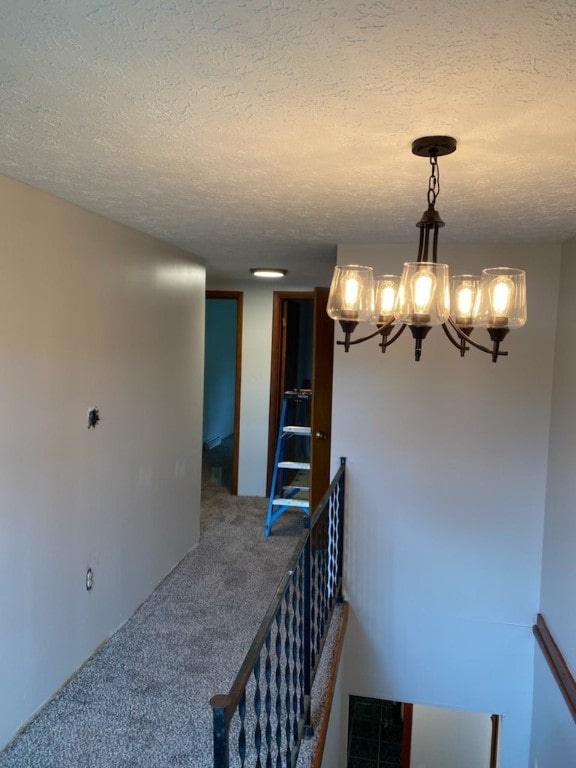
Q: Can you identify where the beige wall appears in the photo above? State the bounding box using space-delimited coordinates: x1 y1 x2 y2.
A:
0 174 205 749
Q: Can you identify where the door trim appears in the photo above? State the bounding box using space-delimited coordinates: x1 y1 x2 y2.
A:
206 290 243 495
400 703 413 768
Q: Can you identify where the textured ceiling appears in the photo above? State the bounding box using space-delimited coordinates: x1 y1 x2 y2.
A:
1 0 576 285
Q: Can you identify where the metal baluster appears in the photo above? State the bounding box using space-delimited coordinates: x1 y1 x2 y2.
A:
274 606 283 768
265 631 273 768
290 567 299 744
297 552 305 722
284 587 292 764
312 544 320 660
326 495 335 603
318 528 327 655
303 520 313 736
254 656 263 768
238 690 247 768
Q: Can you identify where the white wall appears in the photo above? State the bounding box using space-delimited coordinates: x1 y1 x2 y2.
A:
236 286 275 495
331 242 560 767
529 233 576 766
410 704 492 768
0 174 205 749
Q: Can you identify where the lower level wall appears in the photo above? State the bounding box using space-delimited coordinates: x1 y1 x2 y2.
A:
529 650 576 767
530 233 576 766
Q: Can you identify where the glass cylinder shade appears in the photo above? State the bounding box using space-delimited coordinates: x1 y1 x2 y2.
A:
476 267 527 329
327 265 374 322
450 274 481 327
395 262 450 326
372 275 400 326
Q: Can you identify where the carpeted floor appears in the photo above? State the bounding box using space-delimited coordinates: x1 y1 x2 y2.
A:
0 480 305 768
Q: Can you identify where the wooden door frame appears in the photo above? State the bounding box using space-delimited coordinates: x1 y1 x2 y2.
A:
205 290 243 495
267 291 314 494
400 703 413 768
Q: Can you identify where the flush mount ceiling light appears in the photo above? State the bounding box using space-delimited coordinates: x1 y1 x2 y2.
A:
327 136 527 362
250 268 288 278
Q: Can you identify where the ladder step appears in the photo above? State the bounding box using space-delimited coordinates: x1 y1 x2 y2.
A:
282 426 311 435
278 461 310 470
272 498 310 508
283 485 309 493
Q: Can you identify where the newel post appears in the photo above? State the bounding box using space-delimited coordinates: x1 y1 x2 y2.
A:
210 694 231 768
337 457 346 602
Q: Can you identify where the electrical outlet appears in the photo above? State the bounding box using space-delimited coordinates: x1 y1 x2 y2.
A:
86 568 94 591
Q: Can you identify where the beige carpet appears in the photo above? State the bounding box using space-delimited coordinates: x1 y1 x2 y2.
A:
0 479 304 767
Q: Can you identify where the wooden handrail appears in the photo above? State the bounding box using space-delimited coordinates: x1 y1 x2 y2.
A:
533 613 576 723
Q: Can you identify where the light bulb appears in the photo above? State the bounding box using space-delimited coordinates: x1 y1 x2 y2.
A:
456 286 474 318
490 276 514 324
344 277 360 310
451 275 481 327
413 270 435 316
381 285 396 314
372 275 400 326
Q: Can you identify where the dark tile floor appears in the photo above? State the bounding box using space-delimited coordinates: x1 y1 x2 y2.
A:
347 696 403 768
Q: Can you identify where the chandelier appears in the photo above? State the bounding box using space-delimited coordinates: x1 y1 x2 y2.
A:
327 136 527 362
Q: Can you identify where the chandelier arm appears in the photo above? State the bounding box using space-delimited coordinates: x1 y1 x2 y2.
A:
441 322 466 352
380 323 407 348
446 318 509 357
336 323 408 348
336 325 390 346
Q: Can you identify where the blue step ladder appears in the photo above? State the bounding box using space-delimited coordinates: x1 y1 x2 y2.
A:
265 390 311 537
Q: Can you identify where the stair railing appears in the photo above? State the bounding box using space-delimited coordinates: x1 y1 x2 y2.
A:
210 457 346 768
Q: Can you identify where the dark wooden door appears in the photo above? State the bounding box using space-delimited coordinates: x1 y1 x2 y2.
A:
309 286 335 511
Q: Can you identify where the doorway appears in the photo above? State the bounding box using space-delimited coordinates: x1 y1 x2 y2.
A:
202 291 242 494
267 292 314 495
347 696 500 768
267 288 334 510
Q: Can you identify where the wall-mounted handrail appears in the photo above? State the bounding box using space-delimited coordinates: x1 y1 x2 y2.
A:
210 457 346 767
533 613 576 723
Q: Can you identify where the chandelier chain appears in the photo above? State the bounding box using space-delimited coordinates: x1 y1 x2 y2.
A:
427 152 440 208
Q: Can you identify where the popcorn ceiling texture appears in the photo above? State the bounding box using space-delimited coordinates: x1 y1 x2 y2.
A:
1 1 576 284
